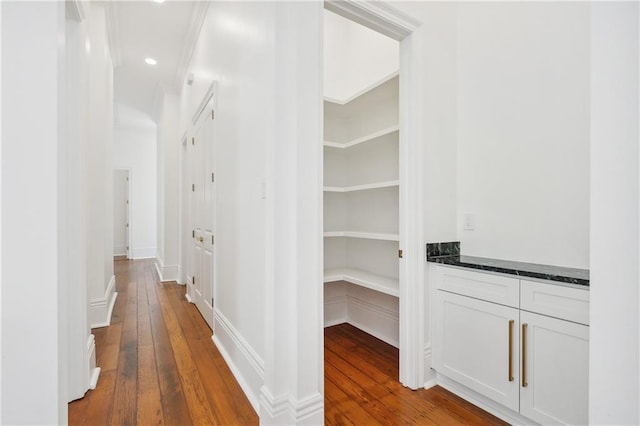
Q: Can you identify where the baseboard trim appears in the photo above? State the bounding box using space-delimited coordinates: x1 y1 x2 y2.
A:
155 257 180 282
89 367 101 390
260 387 324 425
347 294 399 348
213 308 264 414
324 294 347 327
86 333 100 390
185 292 194 303
130 247 157 259
90 275 118 328
423 345 436 388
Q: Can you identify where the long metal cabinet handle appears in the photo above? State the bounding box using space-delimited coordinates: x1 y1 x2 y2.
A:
522 323 528 387
508 320 514 382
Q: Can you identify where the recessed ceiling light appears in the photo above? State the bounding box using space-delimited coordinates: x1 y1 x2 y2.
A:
145 57 157 66
153 0 165 3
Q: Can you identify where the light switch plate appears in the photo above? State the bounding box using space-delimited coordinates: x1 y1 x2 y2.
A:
463 213 475 231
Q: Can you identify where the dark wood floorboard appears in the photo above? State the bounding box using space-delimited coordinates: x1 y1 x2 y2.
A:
324 324 509 426
68 259 258 426
70 259 506 425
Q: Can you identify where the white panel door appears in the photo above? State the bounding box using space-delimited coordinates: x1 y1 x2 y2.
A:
434 290 520 411
187 102 215 330
520 311 589 425
113 169 129 257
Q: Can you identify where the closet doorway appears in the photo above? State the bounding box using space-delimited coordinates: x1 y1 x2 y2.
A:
113 169 130 259
322 7 401 373
321 1 424 390
185 90 217 331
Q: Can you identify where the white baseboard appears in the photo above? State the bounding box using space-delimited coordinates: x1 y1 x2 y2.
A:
89 367 101 390
130 247 157 259
155 257 180 282
346 294 399 348
260 387 324 425
185 291 194 303
423 345 436 388
90 275 118 328
113 245 126 256
213 308 264 414
324 294 347 327
87 333 100 390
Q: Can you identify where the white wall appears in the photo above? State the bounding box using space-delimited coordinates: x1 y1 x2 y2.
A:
323 9 399 103
113 108 157 260
177 2 324 422
456 2 590 269
155 89 180 281
179 1 271 405
86 4 116 327
590 2 639 424
1 2 67 423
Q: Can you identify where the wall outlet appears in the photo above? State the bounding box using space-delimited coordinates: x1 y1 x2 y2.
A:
463 213 475 231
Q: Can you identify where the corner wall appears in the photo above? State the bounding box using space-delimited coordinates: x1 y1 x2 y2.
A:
589 2 639 423
86 4 116 329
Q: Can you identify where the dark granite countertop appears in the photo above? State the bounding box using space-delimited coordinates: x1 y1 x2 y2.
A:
426 242 589 287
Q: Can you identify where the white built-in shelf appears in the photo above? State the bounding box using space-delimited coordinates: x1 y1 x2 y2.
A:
323 231 399 241
324 267 399 298
324 125 399 149
324 180 399 193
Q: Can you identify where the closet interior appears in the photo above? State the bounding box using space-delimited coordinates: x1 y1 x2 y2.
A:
323 9 401 354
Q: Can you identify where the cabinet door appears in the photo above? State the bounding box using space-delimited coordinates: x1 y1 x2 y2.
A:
435 291 520 411
520 311 589 425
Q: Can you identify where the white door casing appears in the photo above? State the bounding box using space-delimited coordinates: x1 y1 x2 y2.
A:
324 0 424 389
186 93 216 331
113 169 129 257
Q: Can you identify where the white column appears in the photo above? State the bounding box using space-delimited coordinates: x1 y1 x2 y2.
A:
1 2 67 423
590 2 639 424
86 4 116 328
260 2 324 424
155 88 181 282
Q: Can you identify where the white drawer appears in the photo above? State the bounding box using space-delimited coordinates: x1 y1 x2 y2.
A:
435 265 519 308
520 280 589 325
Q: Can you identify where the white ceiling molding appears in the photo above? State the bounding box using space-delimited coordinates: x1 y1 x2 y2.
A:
105 2 123 68
174 1 211 89
66 0 86 22
324 0 420 41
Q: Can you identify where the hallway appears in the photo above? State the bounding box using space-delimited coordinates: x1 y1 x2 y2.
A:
69 259 505 425
68 259 258 425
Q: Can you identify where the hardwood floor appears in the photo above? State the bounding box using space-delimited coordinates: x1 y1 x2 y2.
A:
68 259 258 426
324 324 508 425
70 259 505 425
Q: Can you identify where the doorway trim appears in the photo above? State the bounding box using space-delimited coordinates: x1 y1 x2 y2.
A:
113 168 132 259
324 0 425 389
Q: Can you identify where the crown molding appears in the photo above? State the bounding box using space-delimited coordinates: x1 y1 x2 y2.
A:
174 1 211 89
104 2 122 68
325 0 420 41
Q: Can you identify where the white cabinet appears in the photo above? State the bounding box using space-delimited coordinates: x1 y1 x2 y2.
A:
433 265 590 425
435 291 520 411
520 311 589 425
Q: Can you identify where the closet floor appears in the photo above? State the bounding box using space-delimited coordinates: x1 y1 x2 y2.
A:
324 323 508 425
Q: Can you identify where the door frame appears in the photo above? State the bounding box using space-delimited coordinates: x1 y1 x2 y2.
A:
324 0 425 389
183 82 217 332
113 167 132 259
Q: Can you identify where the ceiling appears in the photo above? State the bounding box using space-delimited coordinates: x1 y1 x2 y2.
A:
105 0 208 122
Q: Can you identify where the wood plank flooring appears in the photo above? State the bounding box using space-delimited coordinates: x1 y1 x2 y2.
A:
70 259 506 425
68 259 257 426
324 324 508 425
